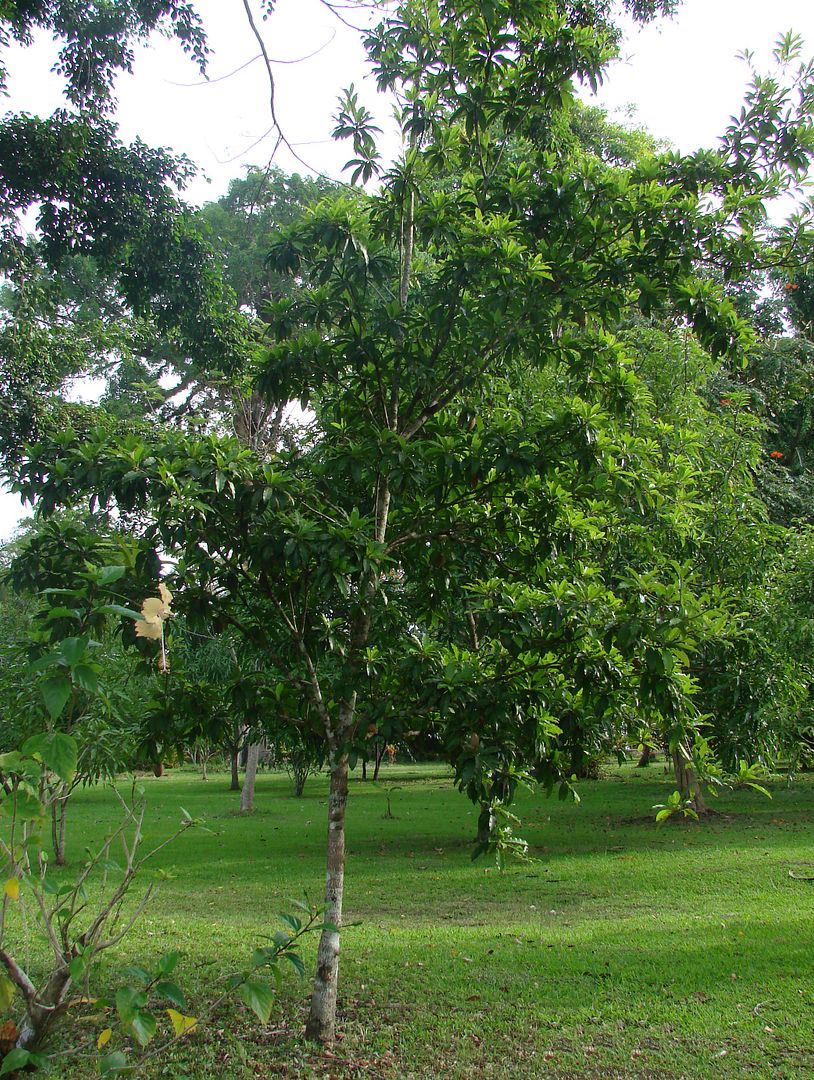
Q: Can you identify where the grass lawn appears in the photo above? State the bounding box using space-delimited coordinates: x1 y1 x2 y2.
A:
7 761 814 1078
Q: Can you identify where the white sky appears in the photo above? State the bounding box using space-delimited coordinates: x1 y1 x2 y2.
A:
2 0 814 540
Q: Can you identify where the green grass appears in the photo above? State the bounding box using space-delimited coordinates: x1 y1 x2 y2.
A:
8 762 814 1078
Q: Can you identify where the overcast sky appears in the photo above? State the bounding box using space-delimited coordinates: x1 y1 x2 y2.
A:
2 0 814 539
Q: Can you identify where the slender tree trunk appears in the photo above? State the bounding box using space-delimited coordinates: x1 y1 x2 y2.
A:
50 797 59 863
201 755 208 781
240 743 261 813
230 747 240 791
51 789 67 866
57 798 67 865
672 740 707 815
476 802 496 846
305 751 349 1044
372 742 385 782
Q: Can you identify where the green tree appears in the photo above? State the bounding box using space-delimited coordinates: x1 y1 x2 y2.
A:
7 0 814 1050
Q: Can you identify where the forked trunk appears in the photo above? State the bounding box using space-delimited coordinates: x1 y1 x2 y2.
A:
230 748 240 791
672 741 707 815
240 743 261 813
305 752 349 1044
17 966 72 1049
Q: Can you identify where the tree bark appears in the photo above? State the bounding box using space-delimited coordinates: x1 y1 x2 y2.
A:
230 747 240 791
240 743 261 813
476 803 496 846
16 965 72 1049
672 740 707 815
637 744 655 767
305 752 348 1044
51 790 67 866
372 741 385 782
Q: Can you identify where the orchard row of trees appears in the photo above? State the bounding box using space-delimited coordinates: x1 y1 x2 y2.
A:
2 0 814 1053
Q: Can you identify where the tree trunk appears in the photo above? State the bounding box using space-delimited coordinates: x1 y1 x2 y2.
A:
50 797 59 863
201 755 208 781
672 741 707 815
51 790 67 866
230 748 240 791
240 743 261 812
476 803 496 846
57 797 67 865
305 752 349 1044
16 966 72 1049
372 742 385 782
637 744 655 768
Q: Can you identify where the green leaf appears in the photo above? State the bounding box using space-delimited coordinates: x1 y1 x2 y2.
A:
157 951 181 976
60 636 89 666
27 652 62 673
283 951 305 976
69 954 89 980
238 979 275 1023
154 981 186 1009
40 674 72 720
92 565 127 586
115 986 147 1024
129 1008 157 1047
121 965 151 986
97 604 143 620
0 1049 31 1076
72 664 99 695
98 1050 129 1074
23 732 78 784
0 753 23 774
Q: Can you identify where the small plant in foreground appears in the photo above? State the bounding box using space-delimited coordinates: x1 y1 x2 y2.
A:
0 732 330 1074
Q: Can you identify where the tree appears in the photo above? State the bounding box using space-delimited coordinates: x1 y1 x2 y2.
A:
7 0 814 1051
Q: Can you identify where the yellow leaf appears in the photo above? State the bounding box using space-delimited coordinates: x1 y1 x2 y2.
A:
3 878 20 902
167 1009 197 1037
97 1027 113 1050
0 974 15 1011
158 583 173 607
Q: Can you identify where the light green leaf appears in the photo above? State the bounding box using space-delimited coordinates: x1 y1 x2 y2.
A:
24 732 78 784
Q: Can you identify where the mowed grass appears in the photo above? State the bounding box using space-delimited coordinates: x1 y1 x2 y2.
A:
12 762 814 1079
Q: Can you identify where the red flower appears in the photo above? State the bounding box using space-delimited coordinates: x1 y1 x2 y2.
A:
770 450 784 460
719 398 732 406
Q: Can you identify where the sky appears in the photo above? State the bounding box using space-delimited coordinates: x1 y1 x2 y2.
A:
2 0 814 540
